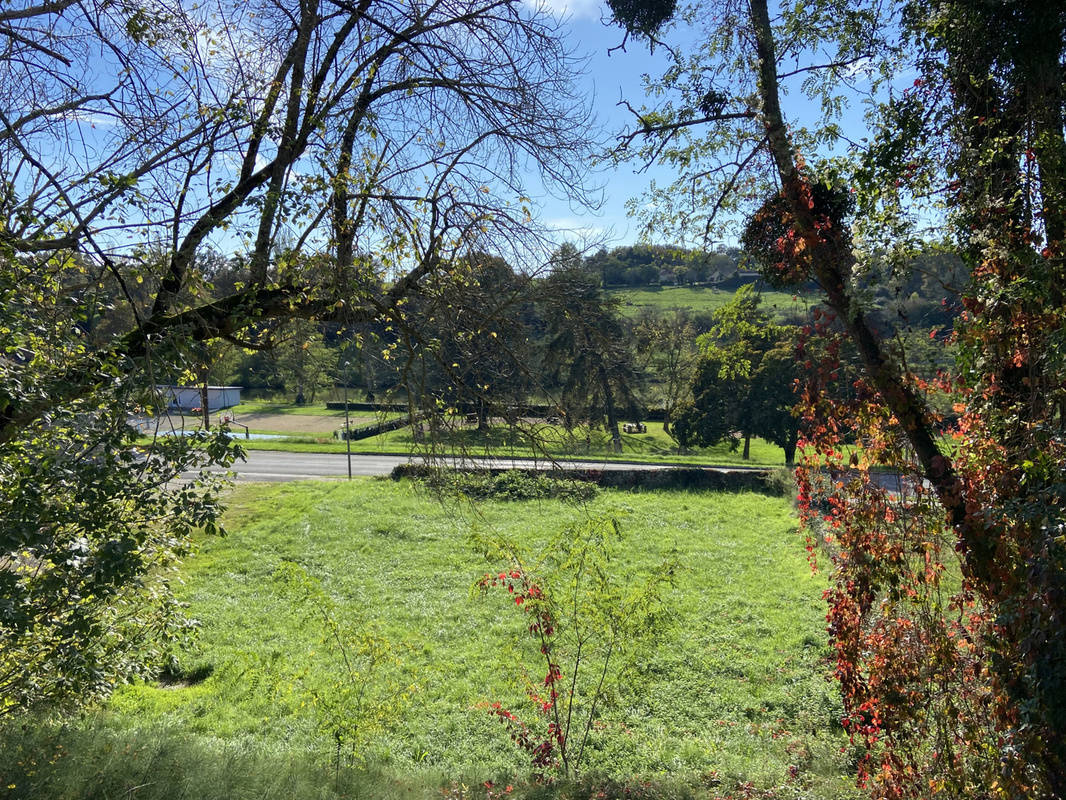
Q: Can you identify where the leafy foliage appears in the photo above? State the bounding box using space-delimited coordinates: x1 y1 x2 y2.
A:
0 253 239 715
606 0 678 39
476 516 676 779
540 259 643 453
273 561 414 769
742 185 855 290
0 0 596 714
419 469 598 504
671 288 800 463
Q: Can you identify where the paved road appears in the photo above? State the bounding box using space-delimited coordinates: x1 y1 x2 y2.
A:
193 452 920 506
223 450 714 482
197 450 909 493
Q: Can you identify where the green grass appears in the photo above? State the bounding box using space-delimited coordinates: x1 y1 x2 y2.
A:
234 420 792 467
3 481 859 799
610 286 817 321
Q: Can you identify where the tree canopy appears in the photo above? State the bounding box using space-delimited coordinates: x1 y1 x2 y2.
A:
672 287 799 463
0 0 598 712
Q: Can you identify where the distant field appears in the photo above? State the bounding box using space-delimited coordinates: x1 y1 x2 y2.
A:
610 285 818 321
3 480 856 799
141 405 794 466
228 400 356 417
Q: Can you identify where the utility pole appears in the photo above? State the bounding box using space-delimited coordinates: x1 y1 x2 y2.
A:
343 361 352 480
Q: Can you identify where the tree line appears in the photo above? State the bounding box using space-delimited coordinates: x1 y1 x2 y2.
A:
186 241 965 470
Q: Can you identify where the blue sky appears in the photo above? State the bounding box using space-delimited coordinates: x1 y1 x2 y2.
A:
527 0 906 251
522 0 679 247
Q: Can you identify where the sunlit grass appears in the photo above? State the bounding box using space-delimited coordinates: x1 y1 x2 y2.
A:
610 286 818 321
0 480 862 799
228 400 353 416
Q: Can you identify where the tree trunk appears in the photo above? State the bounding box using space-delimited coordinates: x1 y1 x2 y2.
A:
749 0 967 531
748 0 1066 788
742 432 750 460
199 359 210 429
599 365 622 453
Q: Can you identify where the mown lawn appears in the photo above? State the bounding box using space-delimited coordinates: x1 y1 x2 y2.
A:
1 479 860 800
236 419 793 467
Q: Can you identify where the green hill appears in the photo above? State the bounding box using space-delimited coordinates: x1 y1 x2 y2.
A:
610 285 817 322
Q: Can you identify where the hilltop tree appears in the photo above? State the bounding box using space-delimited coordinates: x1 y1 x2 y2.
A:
0 0 597 713
609 0 1066 795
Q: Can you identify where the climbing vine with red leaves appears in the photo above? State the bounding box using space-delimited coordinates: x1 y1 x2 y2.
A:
607 0 1063 793
792 313 1014 798
791 239 1066 797
740 0 1066 794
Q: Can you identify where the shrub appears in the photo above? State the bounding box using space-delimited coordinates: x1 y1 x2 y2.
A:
413 468 599 503
474 516 675 779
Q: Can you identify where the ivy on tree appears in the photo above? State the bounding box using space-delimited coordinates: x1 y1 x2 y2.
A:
609 0 1066 795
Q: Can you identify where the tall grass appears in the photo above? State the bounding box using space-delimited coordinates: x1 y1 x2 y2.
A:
0 717 434 800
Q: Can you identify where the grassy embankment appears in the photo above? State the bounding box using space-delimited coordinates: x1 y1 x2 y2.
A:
1 479 859 800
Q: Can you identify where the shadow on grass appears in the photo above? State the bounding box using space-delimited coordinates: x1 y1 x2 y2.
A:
1 715 815 800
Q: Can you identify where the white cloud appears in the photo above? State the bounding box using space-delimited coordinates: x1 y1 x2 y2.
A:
545 216 609 242
843 57 872 79
523 0 604 21
69 110 120 128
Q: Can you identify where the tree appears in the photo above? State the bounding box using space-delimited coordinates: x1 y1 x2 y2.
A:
410 252 535 431
0 0 597 712
540 252 642 453
746 338 801 465
609 0 1066 795
670 286 798 462
633 308 698 435
669 348 739 452
273 320 334 405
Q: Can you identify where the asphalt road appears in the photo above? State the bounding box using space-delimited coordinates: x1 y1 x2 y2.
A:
197 450 910 495
224 450 687 482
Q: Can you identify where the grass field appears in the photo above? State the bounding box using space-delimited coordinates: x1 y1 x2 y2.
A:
228 400 352 416
223 416 792 467
2 480 859 800
609 286 818 321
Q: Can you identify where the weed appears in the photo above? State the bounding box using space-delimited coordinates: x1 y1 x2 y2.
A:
475 516 676 779
272 561 416 772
